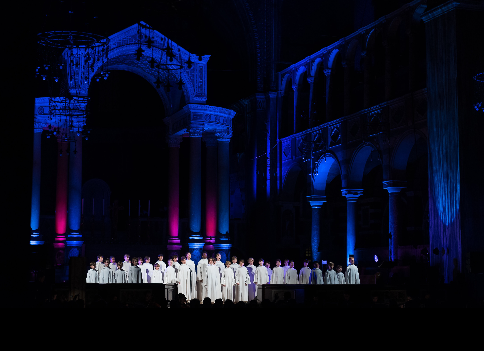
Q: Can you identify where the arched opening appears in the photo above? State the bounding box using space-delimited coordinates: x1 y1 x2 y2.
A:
281 77 294 138
349 43 365 114
85 69 167 241
312 63 327 125
296 71 310 133
329 52 344 120
368 30 386 106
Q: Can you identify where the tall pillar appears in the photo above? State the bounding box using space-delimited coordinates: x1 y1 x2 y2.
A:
307 195 326 262
68 134 82 232
204 136 218 250
31 130 42 232
167 135 182 255
55 140 69 235
342 189 363 263
307 77 315 128
189 125 203 234
324 69 332 120
383 181 406 262
217 135 230 239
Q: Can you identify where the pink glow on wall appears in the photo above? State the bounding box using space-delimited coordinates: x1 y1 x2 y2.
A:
206 193 217 237
55 141 68 234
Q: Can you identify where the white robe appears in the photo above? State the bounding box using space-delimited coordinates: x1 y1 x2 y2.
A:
311 268 324 284
336 272 346 284
96 261 104 279
151 269 163 283
324 269 336 284
282 265 290 280
186 259 197 300
221 267 235 302
206 265 222 302
155 260 166 272
129 266 142 283
254 266 269 285
86 269 98 283
177 264 192 300
345 265 360 284
230 263 239 297
298 267 312 284
196 259 209 301
173 261 180 277
284 268 298 284
99 266 112 284
266 267 273 284
271 267 285 284
115 269 126 283
235 266 250 302
141 262 153 283
164 266 177 284
215 260 225 278
122 261 131 281
247 264 257 300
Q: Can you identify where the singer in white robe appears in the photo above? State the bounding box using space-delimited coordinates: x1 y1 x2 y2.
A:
235 264 250 302
177 263 192 300
221 266 235 301
298 266 312 284
311 268 324 284
345 264 360 284
284 267 298 284
115 269 126 283
99 265 112 284
129 264 142 283
86 268 98 283
325 269 336 284
254 265 269 285
197 257 209 301
271 265 284 284
141 262 153 283
185 256 197 300
206 264 222 301
247 262 257 300
265 264 272 284
164 265 177 284
122 260 131 281
152 268 163 283
336 271 346 284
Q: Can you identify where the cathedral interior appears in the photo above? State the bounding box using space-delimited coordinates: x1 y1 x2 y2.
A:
8 0 484 306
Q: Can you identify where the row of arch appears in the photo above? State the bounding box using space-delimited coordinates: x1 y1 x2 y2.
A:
280 5 427 138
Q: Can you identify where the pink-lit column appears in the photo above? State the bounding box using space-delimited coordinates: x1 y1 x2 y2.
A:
217 135 230 239
55 140 69 235
189 125 203 234
167 135 182 254
204 136 218 250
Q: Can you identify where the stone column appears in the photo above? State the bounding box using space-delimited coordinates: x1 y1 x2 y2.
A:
167 135 182 254
324 69 332 120
342 189 363 263
383 180 406 262
68 134 82 232
55 140 69 235
31 130 42 232
189 125 203 234
217 135 230 239
204 136 218 250
307 77 315 128
307 195 326 262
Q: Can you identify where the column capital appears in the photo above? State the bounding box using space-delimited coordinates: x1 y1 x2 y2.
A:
167 135 182 148
307 76 315 84
342 189 363 201
383 180 407 193
323 68 331 77
307 195 326 208
215 130 232 142
188 124 204 137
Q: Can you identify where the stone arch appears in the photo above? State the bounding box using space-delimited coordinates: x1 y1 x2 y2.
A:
294 65 307 87
312 59 327 125
296 69 310 133
365 27 385 106
327 48 340 69
312 152 342 196
328 50 344 120
391 130 428 181
348 142 382 188
282 163 302 201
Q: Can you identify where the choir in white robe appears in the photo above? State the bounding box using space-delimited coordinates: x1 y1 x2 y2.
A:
196 258 209 301
99 266 113 284
152 269 163 283
254 265 269 285
155 260 166 272
177 264 192 300
336 272 346 284
129 265 142 283
298 267 312 284
86 269 98 283
173 261 180 277
221 267 235 301
115 269 126 283
165 266 177 284
271 267 285 284
235 266 250 302
122 261 131 281
311 268 324 284
141 262 153 283
230 263 239 297
345 264 360 284
247 264 257 300
215 260 224 278
186 259 197 300
282 264 290 280
284 268 298 284
96 261 104 279
206 265 222 301
324 269 336 284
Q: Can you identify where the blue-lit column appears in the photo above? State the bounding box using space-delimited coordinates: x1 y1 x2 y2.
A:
342 189 363 263
68 134 82 232
307 195 326 262
30 129 43 244
383 181 406 262
189 125 203 235
323 69 332 119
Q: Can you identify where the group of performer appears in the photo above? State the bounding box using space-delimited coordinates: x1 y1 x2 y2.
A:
86 252 360 302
